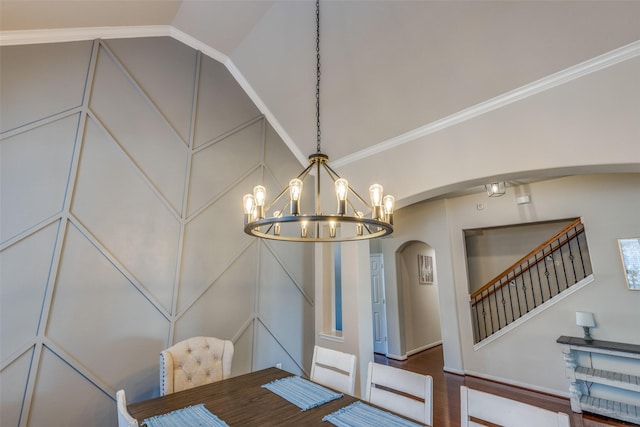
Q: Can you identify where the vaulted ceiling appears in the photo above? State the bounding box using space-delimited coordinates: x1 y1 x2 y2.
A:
2 0 639 206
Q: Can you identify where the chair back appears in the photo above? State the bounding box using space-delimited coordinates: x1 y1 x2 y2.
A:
310 345 357 395
160 336 234 395
365 361 433 425
116 389 139 427
460 386 570 427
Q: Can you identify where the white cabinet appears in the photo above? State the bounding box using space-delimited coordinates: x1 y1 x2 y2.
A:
558 336 640 424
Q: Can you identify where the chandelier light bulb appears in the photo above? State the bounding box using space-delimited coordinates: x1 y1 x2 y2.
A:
254 185 266 206
369 184 384 220
383 195 395 225
253 185 266 219
289 178 303 215
329 220 337 238
243 194 255 224
335 178 349 215
273 210 281 236
300 220 308 238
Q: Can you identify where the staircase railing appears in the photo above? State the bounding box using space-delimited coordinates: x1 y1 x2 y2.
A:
470 218 592 343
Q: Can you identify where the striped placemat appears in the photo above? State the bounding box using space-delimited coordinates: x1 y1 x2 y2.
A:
143 403 229 427
323 401 424 427
262 375 343 411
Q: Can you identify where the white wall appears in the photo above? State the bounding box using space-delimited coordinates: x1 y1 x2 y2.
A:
314 240 373 397
380 200 464 370
0 38 314 426
383 173 640 395
397 242 442 354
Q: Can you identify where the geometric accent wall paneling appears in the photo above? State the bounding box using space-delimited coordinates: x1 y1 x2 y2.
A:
47 223 170 395
174 241 258 341
0 221 58 361
0 41 92 134
0 37 314 427
105 37 199 145
0 345 33 427
0 115 79 242
27 347 116 426
71 119 180 313
193 55 261 148
188 119 263 216
89 47 188 214
178 168 262 313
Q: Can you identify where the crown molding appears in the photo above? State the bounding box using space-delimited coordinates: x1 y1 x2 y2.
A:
0 25 171 46
331 39 640 169
2 27 637 170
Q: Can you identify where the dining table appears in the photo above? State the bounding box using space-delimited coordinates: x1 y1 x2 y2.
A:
127 366 424 426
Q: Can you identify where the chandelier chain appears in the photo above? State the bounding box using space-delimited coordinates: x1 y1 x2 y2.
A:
315 0 321 154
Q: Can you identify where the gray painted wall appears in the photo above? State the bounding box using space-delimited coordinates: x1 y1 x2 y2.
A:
1 38 313 426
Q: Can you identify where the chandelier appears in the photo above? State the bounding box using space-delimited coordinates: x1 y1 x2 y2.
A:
242 0 394 242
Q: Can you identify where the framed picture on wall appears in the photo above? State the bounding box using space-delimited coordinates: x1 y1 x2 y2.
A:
419 254 433 284
618 238 640 290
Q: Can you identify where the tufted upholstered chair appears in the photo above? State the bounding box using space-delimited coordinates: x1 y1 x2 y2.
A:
160 336 234 396
116 389 139 427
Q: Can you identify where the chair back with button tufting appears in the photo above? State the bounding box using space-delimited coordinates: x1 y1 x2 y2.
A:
160 336 234 395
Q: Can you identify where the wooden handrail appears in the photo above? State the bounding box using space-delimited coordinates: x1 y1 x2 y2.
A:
470 218 583 300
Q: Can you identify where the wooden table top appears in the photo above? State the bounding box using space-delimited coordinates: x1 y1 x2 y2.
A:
128 367 362 426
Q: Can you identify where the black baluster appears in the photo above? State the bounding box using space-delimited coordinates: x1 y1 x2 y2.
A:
486 287 495 335
567 229 578 285
504 276 516 325
558 238 569 291
498 278 509 327
576 227 587 279
492 283 502 331
480 293 488 340
550 244 561 294
473 297 481 343
520 265 530 314
526 259 537 308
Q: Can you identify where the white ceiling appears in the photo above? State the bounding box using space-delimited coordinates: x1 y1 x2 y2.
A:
2 0 640 206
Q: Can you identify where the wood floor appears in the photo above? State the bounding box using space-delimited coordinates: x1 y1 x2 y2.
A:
374 345 636 427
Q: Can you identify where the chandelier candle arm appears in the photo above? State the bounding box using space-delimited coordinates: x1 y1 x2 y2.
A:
241 0 394 242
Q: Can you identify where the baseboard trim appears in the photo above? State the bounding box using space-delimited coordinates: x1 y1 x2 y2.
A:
407 340 443 357
464 369 570 400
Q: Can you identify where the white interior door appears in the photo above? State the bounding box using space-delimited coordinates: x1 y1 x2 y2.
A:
370 254 388 354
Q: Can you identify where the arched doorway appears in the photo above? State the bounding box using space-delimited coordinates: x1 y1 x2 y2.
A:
394 240 442 357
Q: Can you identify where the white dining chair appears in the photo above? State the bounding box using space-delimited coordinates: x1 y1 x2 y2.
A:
365 361 433 425
310 345 357 395
160 336 234 395
460 386 570 427
116 389 139 427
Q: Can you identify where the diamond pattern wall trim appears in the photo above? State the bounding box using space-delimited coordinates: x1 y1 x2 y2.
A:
0 37 313 426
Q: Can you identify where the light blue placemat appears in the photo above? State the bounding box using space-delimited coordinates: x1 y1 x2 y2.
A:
262 375 343 411
143 403 229 427
323 401 424 427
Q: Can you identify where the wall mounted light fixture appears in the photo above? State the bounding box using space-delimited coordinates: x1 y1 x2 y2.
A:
485 181 506 197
